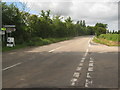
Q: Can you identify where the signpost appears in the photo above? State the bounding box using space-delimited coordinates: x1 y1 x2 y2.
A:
1 25 16 47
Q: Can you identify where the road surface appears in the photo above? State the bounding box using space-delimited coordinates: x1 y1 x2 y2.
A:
2 36 118 88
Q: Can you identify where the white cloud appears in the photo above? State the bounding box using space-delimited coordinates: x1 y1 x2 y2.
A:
2 0 119 31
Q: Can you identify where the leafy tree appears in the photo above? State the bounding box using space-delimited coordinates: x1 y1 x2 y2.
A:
95 23 107 36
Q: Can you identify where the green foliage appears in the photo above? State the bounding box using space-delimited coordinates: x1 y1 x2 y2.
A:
93 35 120 46
2 2 112 48
95 23 107 36
98 34 120 42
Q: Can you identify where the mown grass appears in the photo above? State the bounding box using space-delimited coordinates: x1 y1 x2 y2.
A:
2 37 72 52
93 34 120 46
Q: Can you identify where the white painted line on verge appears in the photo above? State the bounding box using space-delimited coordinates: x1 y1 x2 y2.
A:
88 67 93 72
73 72 80 78
3 62 22 71
48 46 63 52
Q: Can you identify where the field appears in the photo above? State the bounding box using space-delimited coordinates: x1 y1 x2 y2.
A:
93 34 120 46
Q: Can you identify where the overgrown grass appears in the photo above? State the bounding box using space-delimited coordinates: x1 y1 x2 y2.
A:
98 34 120 42
2 37 72 52
93 34 120 46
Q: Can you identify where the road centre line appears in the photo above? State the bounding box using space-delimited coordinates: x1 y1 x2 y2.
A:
76 67 82 71
88 37 94 47
84 49 89 57
73 72 80 78
2 62 22 71
88 67 93 72
48 46 63 52
85 79 93 87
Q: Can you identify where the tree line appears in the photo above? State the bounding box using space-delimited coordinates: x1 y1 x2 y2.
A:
1 2 108 45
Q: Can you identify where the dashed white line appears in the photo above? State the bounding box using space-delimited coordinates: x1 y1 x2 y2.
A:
82 57 85 60
88 67 93 72
84 49 89 57
71 78 77 86
90 58 94 63
48 46 63 52
3 62 22 71
89 63 94 67
81 59 85 63
71 82 75 86
85 79 93 87
79 63 83 66
87 73 91 78
76 67 82 71
71 78 77 82
73 72 80 78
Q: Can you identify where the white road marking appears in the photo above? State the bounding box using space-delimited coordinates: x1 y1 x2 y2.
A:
98 51 107 53
89 60 94 63
81 59 85 63
71 78 77 82
79 63 83 66
82 57 85 60
88 38 92 47
73 72 80 78
48 46 63 52
84 49 89 57
89 63 94 67
87 73 91 78
3 62 22 71
76 67 82 71
71 82 75 86
90 58 94 62
85 79 93 87
88 67 93 72
85 82 89 87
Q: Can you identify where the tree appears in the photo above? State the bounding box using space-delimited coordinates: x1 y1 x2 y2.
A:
95 23 107 36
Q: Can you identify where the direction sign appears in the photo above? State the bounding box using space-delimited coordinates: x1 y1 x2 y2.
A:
4 25 15 28
1 28 6 31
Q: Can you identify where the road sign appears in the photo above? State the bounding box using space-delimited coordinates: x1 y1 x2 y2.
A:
1 28 6 31
4 25 15 28
7 37 15 47
3 25 16 33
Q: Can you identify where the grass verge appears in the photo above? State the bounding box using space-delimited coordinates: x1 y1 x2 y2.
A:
93 37 120 46
2 37 73 52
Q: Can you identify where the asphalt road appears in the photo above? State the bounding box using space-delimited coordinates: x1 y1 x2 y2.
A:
2 36 118 88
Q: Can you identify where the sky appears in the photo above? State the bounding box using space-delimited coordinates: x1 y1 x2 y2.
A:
2 0 120 31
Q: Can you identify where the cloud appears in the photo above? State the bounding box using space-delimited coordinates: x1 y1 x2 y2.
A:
3 0 119 31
